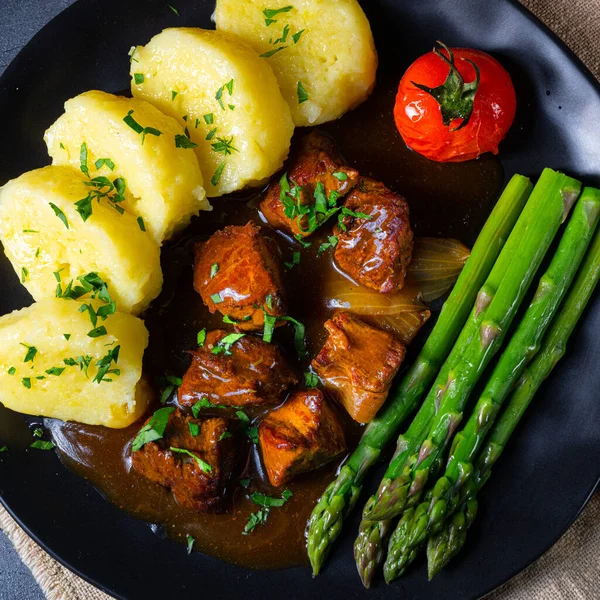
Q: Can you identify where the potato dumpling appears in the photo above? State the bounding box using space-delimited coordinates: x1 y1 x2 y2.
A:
45 90 210 243
0 298 149 428
0 166 162 315
215 0 378 126
130 28 294 197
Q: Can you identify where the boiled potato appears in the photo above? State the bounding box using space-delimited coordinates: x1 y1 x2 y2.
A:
0 298 149 428
0 166 162 315
215 0 378 126
45 90 210 243
130 28 294 197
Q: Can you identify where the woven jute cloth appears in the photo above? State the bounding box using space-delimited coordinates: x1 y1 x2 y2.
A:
1 1 599 599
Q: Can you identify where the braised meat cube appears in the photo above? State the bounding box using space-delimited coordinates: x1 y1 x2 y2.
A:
194 222 286 330
131 409 235 512
260 131 359 238
334 177 414 294
179 330 297 408
312 312 405 423
259 389 346 487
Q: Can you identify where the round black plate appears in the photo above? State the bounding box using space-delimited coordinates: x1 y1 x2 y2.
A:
1 1 600 599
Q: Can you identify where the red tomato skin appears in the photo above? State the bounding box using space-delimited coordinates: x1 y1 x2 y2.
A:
394 48 517 162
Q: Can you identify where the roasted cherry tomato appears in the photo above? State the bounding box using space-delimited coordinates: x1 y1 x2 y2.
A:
394 42 516 162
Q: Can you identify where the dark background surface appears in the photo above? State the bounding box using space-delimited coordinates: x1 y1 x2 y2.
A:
0 4 73 598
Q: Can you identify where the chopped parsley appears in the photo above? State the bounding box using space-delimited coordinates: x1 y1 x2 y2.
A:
21 267 28 283
132 406 175 451
273 24 290 44
63 355 93 377
236 410 250 425
210 263 219 278
212 333 245 355
175 134 198 149
246 426 259 444
262 5 293 26
250 489 293 508
46 366 65 376
79 142 90 177
243 508 269 534
297 81 309 104
8 367 16 375
22 229 38 233
170 447 212 473
171 90 178 100
87 326 107 338
292 29 304 43
33 427 43 438
262 312 277 343
239 478 251 488
211 162 226 187
203 113 214 124
123 110 163 144
219 431 232 441
22 377 31 389
95 158 116 171
197 328 207 347
210 292 223 304
20 343 37 363
192 398 215 417
279 315 307 358
337 207 372 232
49 202 69 229
0 446 7 453
133 73 145 85
260 46 286 58
211 136 238 155
206 127 217 141
186 534 195 554
63 333 71 340
304 371 319 387
332 171 348 181
93 345 121 383
317 235 339 256
30 440 55 451
284 251 300 270
215 80 234 110
188 422 200 437
168 3 179 16
137 216 146 232
74 175 128 222
158 374 182 404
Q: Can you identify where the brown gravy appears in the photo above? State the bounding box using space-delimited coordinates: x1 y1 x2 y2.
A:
46 71 503 571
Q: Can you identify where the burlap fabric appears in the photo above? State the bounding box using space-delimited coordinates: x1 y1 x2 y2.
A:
1 0 599 598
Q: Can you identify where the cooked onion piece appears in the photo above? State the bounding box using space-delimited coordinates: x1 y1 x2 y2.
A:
215 0 377 126
367 311 431 345
405 237 470 302
324 237 469 342
45 90 209 244
130 28 294 197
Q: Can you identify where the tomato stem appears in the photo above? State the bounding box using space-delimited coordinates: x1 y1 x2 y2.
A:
411 41 480 131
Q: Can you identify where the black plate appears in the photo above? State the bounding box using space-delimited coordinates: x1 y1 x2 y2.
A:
1 1 600 599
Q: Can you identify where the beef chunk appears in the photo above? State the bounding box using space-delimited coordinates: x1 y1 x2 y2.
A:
260 131 359 238
334 177 413 294
179 330 298 408
259 389 346 487
131 409 235 512
194 222 286 331
312 312 405 423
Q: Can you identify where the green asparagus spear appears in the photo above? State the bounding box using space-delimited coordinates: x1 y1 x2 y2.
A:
351 175 538 586
306 175 533 575
427 219 600 578
368 169 581 524
383 187 600 581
